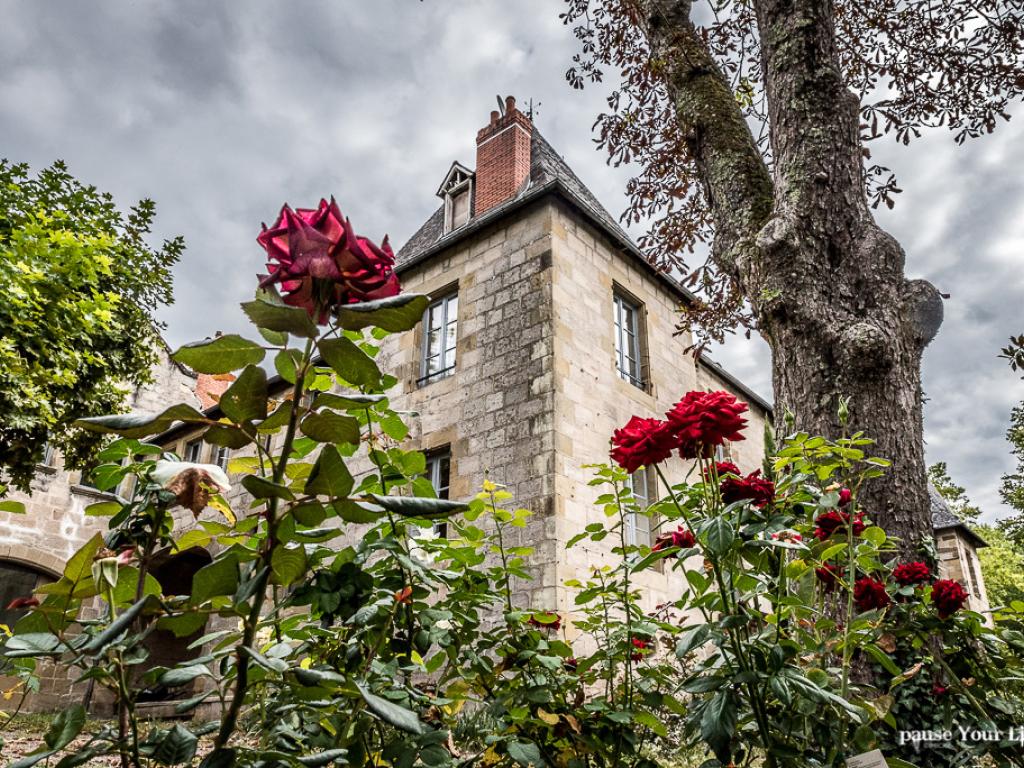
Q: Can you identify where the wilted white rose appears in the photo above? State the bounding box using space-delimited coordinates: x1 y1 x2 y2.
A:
152 460 231 517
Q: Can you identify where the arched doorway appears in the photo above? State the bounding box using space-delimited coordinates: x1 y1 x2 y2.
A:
136 547 212 703
0 560 55 629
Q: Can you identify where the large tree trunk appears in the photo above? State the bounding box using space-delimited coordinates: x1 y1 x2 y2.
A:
642 0 943 552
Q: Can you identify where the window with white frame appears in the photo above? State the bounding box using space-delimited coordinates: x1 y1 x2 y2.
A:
613 292 645 389
419 292 458 385
624 467 656 547
184 439 203 463
425 449 451 538
214 445 231 471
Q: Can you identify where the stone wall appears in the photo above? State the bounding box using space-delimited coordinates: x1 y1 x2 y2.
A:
0 344 200 711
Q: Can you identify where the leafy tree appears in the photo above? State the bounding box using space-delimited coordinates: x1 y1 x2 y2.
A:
974 524 1024 607
560 0 1024 552
0 160 181 492
927 462 982 524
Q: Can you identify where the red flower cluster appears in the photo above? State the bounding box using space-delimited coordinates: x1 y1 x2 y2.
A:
720 470 775 508
610 392 749 471
853 577 891 612
892 561 931 587
610 416 677 473
652 527 696 555
528 613 562 632
258 198 400 323
630 636 652 661
815 563 843 591
813 510 867 541
701 461 740 482
666 391 748 459
932 579 968 619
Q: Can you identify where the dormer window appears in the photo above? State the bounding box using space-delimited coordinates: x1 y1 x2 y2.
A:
437 162 475 234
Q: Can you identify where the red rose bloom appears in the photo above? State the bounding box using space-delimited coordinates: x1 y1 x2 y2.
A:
610 416 677 473
665 391 748 459
720 470 775 508
701 461 740 482
630 636 651 661
258 198 400 323
652 527 696 555
932 683 948 696
838 488 853 507
528 613 562 632
813 510 867 541
931 579 968 619
892 561 931 587
853 577 891 612
5 596 39 610
815 563 843 591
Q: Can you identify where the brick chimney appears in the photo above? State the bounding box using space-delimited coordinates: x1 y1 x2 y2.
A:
475 95 533 215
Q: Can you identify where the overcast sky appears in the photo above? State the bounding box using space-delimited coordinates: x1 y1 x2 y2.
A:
3 1 1022 521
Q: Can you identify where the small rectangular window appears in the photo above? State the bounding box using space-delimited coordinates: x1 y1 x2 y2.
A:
425 449 452 538
624 468 656 547
184 439 204 463
419 292 458 385
41 442 56 467
451 189 471 229
214 446 231 471
613 293 645 389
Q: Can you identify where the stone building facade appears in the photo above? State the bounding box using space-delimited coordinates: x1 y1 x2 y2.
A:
1 98 988 711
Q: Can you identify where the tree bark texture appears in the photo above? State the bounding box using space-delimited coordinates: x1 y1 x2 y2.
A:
641 0 944 552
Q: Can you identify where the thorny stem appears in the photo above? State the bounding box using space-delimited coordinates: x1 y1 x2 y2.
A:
214 337 314 751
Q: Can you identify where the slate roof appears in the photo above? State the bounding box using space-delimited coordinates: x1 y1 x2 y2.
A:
396 130 643 273
930 485 988 547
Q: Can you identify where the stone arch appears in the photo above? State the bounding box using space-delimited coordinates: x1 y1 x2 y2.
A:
0 543 64 579
0 554 58 629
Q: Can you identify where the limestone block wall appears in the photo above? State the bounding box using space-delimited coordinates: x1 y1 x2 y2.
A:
547 200 769 617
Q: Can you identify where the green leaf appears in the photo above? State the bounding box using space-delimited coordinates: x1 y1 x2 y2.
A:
305 445 354 499
156 611 208 639
861 526 886 546
369 494 468 520
198 748 237 768
112 566 162 605
241 475 295 501
8 750 57 768
336 294 430 332
151 724 198 765
173 334 265 374
296 750 348 767
301 410 361 445
700 690 736 763
241 294 317 339
705 517 735 557
76 403 209 438
192 555 240 604
358 685 425 734
274 348 302 384
65 533 104 584
0 500 26 514
3 633 63 658
258 326 288 346
82 595 151 654
158 664 210 688
271 545 308 586
203 424 252 449
84 500 120 517
243 646 289 673
313 393 386 410
862 643 901 676
675 624 711 658
44 705 85 750
318 336 381 387
506 741 543 768
334 500 383 524
219 364 268 424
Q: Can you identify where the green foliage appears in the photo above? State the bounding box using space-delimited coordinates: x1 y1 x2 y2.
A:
974 524 1024 606
927 461 982 524
0 159 181 491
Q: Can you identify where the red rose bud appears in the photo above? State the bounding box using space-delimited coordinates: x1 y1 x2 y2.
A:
257 198 400 323
815 563 843 591
652 527 696 555
837 488 853 506
564 657 578 671
701 461 740 483
6 596 40 610
528 613 562 632
629 636 652 661
610 416 677 473
931 579 968 619
892 561 931 586
665 390 748 459
812 510 867 541
720 470 775 508
932 684 949 696
853 577 891 612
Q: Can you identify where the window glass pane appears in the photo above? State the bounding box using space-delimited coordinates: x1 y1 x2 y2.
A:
425 450 452 537
185 440 203 463
421 292 459 382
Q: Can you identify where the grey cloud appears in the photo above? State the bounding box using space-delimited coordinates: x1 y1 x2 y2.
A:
2 0 1022 520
